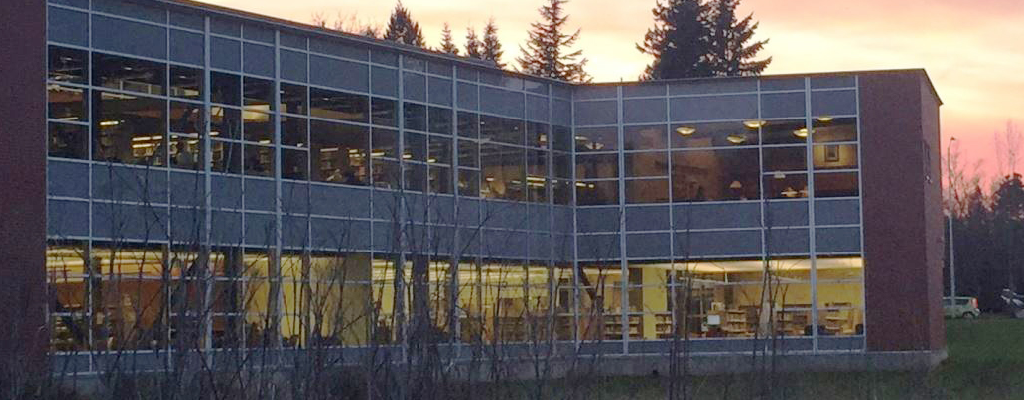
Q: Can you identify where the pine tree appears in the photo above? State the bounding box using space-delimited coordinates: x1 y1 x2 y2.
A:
637 0 714 80
464 27 483 59
383 1 425 47
439 23 459 55
707 0 770 76
517 0 590 82
481 19 505 68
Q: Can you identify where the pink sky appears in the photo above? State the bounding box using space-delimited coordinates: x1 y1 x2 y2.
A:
201 0 1024 185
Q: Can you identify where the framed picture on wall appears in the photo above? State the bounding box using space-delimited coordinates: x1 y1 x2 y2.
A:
825 144 840 162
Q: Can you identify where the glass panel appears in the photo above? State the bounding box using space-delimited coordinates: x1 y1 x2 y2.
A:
480 143 525 201
280 83 307 115
93 91 166 166
671 149 760 201
243 111 274 143
457 112 479 138
371 98 397 127
624 124 668 150
576 153 619 180
243 77 275 111
527 121 550 148
371 128 398 159
628 266 671 340
282 116 308 147
671 121 758 148
577 263 624 340
210 107 242 140
814 144 858 170
93 52 164 95
552 178 572 205
762 119 808 145
626 179 669 204
575 126 618 152
527 148 548 203
428 106 453 134
48 46 88 84
763 146 807 172
815 172 859 198
404 131 426 162
404 162 426 192
244 144 274 177
625 151 668 177
457 138 478 168
170 132 203 170
48 85 88 122
372 158 400 189
458 168 479 197
552 125 572 152
169 65 202 100
764 172 808 199
552 152 571 178
480 115 524 145
310 120 369 185
310 88 369 123
211 72 241 105
813 117 857 143
169 101 203 134
211 139 242 173
428 136 452 165
48 241 89 352
48 122 89 159
576 180 618 206
404 102 427 131
428 165 452 194
282 148 308 180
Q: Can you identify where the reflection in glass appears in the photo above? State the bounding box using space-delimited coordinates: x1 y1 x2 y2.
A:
49 46 88 84
576 153 619 179
48 122 88 159
244 144 274 177
281 117 308 147
211 72 241 105
552 125 572 152
815 172 859 197
626 179 669 204
169 66 202 100
575 126 617 152
404 103 427 131
671 149 760 201
280 83 307 115
92 91 166 165
671 121 759 148
310 120 369 185
428 107 452 134
576 180 618 206
764 172 808 199
429 136 452 165
625 151 668 177
404 131 426 162
761 119 807 145
480 115 524 145
624 124 668 150
371 98 397 127
92 52 165 95
457 112 479 138
48 85 88 122
762 146 807 172
310 88 369 123
812 117 857 143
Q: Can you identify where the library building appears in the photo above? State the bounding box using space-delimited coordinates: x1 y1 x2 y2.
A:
0 0 946 374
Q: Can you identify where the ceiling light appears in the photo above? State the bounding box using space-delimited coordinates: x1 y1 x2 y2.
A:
793 128 810 138
743 120 766 129
485 177 495 182
774 172 786 179
729 180 743 189
781 187 799 197
726 134 746 144
816 116 834 122
676 126 696 136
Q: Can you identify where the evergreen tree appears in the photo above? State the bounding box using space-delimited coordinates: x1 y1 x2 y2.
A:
481 19 505 68
439 23 459 55
383 1 425 47
707 0 770 76
517 0 590 82
637 0 714 80
464 27 483 59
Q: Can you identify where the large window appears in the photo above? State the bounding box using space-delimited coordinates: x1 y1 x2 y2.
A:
671 149 760 201
310 120 369 185
671 121 759 148
93 91 166 166
92 53 164 96
310 88 369 123
480 143 525 201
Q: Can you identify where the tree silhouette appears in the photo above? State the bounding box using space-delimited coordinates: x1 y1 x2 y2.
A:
517 0 591 82
384 1 425 47
464 27 483 59
439 23 459 55
481 19 506 68
707 0 770 76
638 0 713 80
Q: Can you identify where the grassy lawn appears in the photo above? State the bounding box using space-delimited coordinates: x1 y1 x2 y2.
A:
490 317 1024 399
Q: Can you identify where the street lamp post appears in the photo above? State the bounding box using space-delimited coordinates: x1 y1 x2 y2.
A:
948 136 956 297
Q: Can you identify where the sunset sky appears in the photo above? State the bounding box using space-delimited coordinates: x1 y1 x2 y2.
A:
201 0 1024 185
